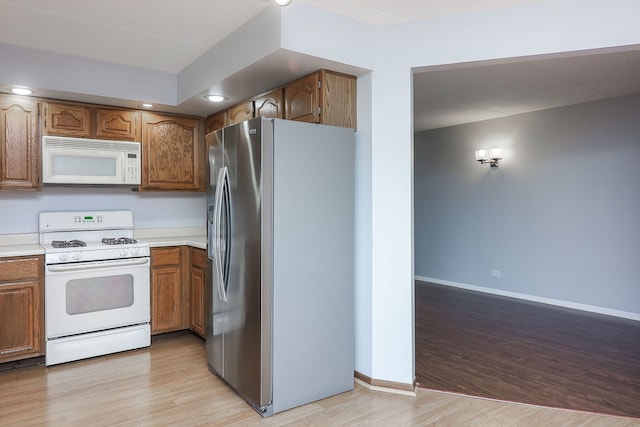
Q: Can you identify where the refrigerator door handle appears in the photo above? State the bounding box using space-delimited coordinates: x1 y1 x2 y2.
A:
214 166 227 302
207 204 215 261
218 166 231 301
221 167 232 298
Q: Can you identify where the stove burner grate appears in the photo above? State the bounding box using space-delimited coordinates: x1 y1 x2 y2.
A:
102 237 138 245
51 240 87 248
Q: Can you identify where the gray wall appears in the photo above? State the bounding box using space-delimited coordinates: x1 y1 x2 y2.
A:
0 188 206 234
414 94 640 315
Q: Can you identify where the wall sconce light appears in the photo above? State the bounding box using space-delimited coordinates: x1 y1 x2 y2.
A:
475 148 502 167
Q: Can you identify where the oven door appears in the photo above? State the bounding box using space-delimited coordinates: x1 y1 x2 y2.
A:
45 257 150 338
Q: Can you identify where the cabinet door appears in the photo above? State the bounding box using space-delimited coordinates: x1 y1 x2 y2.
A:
285 72 320 123
0 256 43 364
0 281 43 362
320 70 357 129
227 101 254 126
254 88 283 119
151 266 183 334
96 109 141 141
141 113 203 191
206 111 227 134
189 248 207 337
151 247 185 334
0 96 39 190
43 102 92 137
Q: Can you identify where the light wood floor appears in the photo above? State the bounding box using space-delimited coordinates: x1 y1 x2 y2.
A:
1 334 637 426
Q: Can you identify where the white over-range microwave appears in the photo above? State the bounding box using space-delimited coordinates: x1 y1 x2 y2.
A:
42 136 141 185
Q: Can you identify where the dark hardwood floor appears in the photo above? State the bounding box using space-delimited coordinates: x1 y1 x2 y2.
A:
415 281 640 418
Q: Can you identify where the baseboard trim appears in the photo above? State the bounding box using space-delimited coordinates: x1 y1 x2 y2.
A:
354 371 416 396
415 276 640 322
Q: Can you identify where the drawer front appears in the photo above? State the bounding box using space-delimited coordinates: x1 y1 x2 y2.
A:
0 257 40 282
190 248 207 268
151 247 182 266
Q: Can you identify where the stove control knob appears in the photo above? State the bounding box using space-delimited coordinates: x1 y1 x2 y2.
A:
72 252 82 261
131 247 140 256
59 252 69 262
120 248 129 257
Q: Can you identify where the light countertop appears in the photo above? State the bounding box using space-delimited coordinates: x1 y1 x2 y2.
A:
134 227 206 250
0 227 206 258
0 243 45 258
0 233 43 257
142 235 206 249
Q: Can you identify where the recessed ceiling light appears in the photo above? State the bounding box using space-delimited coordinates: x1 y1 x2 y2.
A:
275 0 292 5
205 95 226 103
11 86 32 96
140 103 155 109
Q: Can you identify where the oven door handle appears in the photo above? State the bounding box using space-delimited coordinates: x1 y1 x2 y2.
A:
47 258 150 272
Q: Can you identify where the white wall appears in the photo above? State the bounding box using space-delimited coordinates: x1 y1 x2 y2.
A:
362 0 640 385
2 0 639 388
0 188 205 234
415 95 640 318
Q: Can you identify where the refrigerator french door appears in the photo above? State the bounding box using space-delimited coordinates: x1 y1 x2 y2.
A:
207 119 271 411
206 118 355 417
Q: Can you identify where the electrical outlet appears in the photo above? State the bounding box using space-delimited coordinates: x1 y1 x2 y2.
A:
491 269 501 277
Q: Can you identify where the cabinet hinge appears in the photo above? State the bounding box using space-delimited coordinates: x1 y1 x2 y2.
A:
318 107 322 115
318 80 322 89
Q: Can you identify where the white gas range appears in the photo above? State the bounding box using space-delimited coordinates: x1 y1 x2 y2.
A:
39 210 151 366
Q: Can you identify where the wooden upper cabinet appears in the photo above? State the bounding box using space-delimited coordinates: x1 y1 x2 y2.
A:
206 111 227 134
141 112 204 191
254 88 283 119
96 109 141 141
227 101 254 126
43 101 92 137
285 72 321 124
285 70 357 129
206 69 356 132
0 95 40 190
44 102 142 141
321 70 357 129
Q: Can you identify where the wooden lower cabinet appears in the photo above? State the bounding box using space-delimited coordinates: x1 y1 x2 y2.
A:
0 256 44 363
189 248 207 338
150 247 188 335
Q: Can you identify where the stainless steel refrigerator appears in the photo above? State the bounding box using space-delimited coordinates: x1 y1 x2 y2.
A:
206 117 354 417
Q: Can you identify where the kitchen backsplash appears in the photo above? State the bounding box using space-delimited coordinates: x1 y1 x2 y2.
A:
0 187 206 234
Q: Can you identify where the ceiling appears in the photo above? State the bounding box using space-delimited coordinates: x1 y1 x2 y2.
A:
1 0 639 130
413 49 640 131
